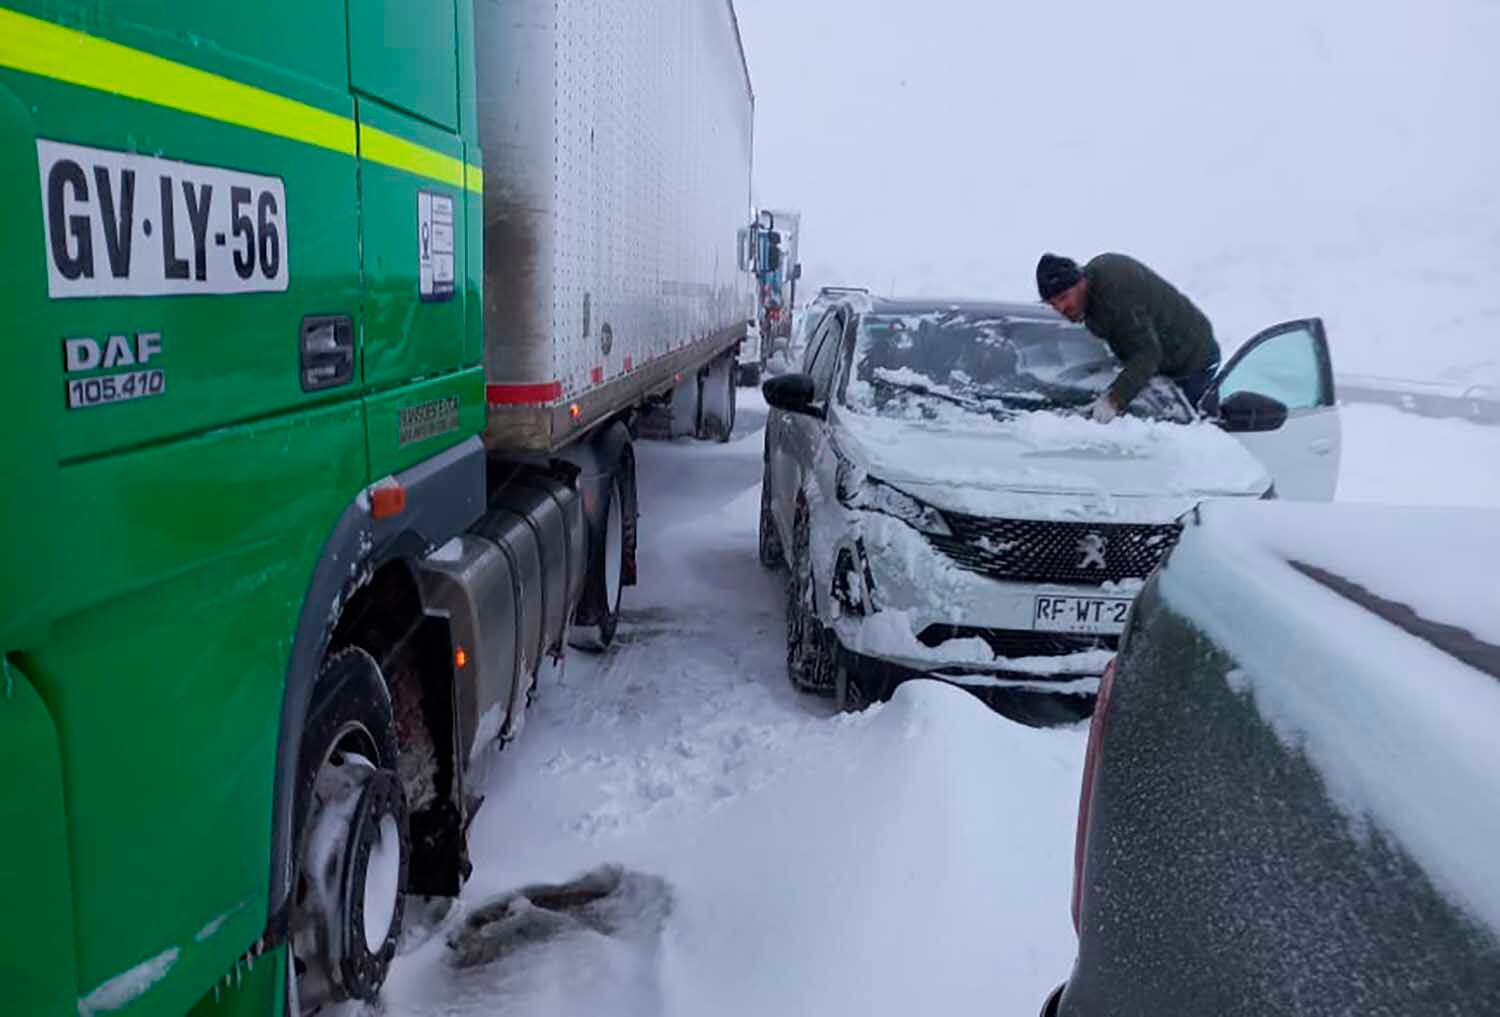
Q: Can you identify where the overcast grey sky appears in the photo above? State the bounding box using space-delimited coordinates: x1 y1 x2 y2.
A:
734 0 1500 380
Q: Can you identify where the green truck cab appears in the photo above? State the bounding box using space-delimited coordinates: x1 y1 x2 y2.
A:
0 1 755 1013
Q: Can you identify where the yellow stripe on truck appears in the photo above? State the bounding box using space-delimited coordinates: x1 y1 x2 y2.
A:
0 6 482 194
358 124 467 192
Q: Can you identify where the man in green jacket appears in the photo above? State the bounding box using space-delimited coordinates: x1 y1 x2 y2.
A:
1035 252 1221 423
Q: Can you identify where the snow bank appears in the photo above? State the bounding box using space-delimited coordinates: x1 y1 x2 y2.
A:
1337 403 1500 511
1158 500 1500 934
658 681 1084 1017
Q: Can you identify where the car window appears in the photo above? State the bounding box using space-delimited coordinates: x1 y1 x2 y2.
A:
1219 326 1325 410
801 315 833 374
808 316 844 400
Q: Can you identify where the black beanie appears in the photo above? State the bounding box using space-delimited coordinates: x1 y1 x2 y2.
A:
1036 253 1083 301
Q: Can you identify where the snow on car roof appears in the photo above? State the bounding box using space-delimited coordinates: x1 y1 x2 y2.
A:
1157 500 1500 935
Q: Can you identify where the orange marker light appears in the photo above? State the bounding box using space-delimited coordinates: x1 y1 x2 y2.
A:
455 647 469 670
569 403 582 420
371 483 407 520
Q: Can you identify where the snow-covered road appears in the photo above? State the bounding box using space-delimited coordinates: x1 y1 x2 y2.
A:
374 394 1499 1017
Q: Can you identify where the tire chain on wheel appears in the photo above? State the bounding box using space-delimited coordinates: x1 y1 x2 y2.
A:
758 465 784 568
786 508 836 694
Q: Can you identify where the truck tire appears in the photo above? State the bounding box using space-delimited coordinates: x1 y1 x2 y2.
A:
786 506 836 695
287 648 407 1016
570 471 626 653
698 354 737 443
737 363 761 388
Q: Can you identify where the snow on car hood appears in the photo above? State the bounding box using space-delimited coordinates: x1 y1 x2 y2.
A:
833 405 1270 522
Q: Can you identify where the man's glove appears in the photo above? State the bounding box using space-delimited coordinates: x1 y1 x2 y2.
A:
1089 394 1119 424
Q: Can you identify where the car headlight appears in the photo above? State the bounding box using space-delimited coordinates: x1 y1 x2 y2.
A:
836 461 953 537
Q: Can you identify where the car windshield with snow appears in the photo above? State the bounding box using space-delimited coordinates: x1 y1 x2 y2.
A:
844 309 1193 424
759 296 1342 721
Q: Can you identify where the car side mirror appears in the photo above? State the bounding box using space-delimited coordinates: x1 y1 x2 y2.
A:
1216 390 1289 433
762 373 824 418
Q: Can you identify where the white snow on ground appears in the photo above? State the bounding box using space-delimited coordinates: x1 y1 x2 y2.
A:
368 393 1499 1017
1158 499 1500 934
379 391 1086 1016
1335 403 1500 509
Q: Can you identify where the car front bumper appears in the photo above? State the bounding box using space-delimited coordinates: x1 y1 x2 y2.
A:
836 642 1096 726
824 513 1129 688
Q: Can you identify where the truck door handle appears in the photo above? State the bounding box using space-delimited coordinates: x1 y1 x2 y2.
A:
300 314 355 392
1309 438 1333 455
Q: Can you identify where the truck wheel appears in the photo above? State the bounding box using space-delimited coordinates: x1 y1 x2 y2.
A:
738 363 761 388
699 354 737 442
786 507 836 695
287 649 407 1016
721 374 737 442
758 465 783 568
570 472 625 653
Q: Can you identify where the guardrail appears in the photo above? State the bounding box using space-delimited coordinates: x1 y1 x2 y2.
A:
1337 373 1500 426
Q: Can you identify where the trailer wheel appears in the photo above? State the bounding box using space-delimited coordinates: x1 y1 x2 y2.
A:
570 471 625 652
719 373 737 442
698 353 737 442
287 649 407 1016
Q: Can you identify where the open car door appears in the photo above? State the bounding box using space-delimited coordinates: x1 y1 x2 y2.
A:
1203 318 1341 500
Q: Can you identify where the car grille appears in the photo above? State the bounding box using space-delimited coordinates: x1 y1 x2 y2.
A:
917 626 1116 660
928 515 1182 585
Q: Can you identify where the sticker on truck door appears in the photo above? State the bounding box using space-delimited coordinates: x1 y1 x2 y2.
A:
417 190 455 302
36 140 289 299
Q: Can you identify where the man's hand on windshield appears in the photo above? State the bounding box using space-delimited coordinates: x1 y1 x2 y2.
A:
1089 393 1119 424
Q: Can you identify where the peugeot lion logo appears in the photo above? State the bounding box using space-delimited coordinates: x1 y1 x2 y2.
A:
1077 533 1108 570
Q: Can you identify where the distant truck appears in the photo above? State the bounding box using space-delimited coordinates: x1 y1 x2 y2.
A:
0 0 753 1014
738 208 801 383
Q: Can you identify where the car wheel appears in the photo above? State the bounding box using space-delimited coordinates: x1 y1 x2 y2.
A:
758 467 783 569
833 653 870 713
786 506 836 695
287 648 407 1016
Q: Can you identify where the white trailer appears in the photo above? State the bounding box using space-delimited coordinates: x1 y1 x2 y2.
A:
478 0 756 450
409 1 757 788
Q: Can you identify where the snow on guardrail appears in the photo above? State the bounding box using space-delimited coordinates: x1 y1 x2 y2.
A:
1337 373 1500 426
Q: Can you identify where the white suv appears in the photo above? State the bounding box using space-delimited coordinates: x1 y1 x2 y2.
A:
758 297 1341 721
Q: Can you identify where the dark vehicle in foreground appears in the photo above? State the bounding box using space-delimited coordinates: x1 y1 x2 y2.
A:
1045 500 1500 1016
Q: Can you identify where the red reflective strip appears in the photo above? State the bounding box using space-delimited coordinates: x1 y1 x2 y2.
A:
624 355 633 372
486 381 563 405
590 366 604 385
